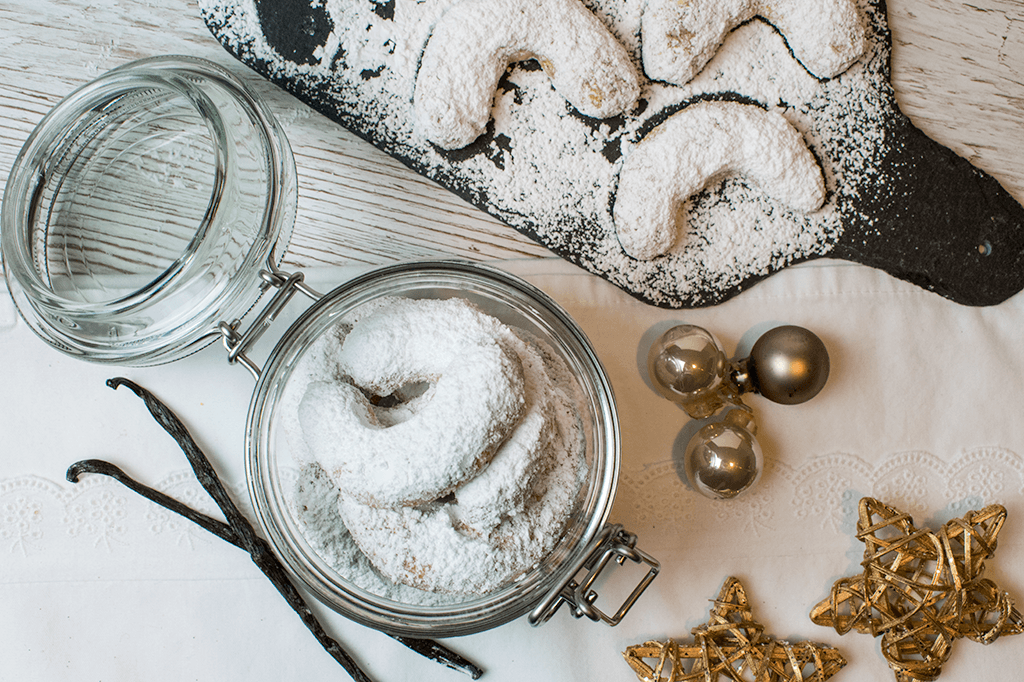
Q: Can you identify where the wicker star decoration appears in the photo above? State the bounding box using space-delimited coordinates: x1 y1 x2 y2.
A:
623 577 847 682
810 497 1023 682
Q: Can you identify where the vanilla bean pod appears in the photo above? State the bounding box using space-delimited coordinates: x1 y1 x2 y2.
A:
67 377 483 681
78 378 371 682
65 459 484 680
66 459 237 546
390 637 484 680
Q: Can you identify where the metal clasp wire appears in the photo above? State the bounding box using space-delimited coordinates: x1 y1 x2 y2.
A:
218 267 321 380
528 524 660 627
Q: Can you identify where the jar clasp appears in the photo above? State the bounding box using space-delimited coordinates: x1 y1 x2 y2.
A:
218 267 321 380
528 524 659 627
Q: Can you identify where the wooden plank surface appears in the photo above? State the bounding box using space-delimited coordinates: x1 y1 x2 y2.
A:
1 0 1021 272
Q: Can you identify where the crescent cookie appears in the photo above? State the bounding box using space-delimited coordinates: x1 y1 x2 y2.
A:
336 398 586 595
297 296 590 595
414 0 640 149
613 101 825 260
450 336 577 536
641 0 865 85
299 298 527 508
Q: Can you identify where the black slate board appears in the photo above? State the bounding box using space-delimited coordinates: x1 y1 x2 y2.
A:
201 0 1024 308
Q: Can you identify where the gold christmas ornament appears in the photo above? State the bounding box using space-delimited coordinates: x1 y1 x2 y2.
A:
810 497 1024 682
623 576 846 682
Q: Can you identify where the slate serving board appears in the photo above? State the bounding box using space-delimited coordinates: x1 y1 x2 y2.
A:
200 0 1024 308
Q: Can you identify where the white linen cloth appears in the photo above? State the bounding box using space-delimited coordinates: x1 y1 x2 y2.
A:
2 257 1022 681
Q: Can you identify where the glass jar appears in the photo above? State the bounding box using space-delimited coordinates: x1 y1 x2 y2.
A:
1 57 657 638
1 55 296 364
247 261 659 636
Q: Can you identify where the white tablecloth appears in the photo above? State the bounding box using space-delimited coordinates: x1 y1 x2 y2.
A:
2 257 1022 681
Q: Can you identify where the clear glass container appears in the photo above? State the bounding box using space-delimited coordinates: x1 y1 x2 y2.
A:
1 56 296 364
2 59 657 638
246 261 626 637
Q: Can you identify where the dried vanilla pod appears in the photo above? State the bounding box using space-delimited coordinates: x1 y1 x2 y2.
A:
67 377 483 681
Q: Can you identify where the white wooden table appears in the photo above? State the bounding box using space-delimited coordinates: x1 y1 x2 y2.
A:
2 0 1021 273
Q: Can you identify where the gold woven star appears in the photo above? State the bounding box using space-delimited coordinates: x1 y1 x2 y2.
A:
810 497 1023 682
624 577 847 682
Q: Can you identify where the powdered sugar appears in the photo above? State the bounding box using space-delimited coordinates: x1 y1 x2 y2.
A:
640 0 864 85
414 0 640 148
299 298 527 507
292 462 453 605
613 101 826 259
199 0 899 307
283 296 588 600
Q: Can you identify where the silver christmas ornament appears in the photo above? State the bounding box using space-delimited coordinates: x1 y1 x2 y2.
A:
743 325 830 405
648 323 829 499
646 324 731 419
684 409 763 500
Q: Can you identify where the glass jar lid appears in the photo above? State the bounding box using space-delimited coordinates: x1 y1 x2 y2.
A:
1 56 296 365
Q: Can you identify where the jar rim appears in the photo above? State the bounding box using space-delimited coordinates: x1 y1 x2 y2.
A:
1 55 296 364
